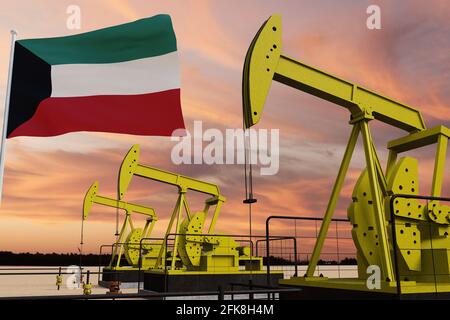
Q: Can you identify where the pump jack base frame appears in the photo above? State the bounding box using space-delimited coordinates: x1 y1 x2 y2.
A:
278 277 450 300
100 267 144 285
143 269 284 293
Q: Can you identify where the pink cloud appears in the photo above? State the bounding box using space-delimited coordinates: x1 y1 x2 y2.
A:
0 1 448 256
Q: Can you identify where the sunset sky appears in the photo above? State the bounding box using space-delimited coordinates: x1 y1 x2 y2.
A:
0 0 449 255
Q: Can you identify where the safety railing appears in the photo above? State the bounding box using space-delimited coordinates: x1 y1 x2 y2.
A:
0 265 100 296
137 232 297 293
97 241 150 285
0 286 302 300
97 244 114 281
264 215 354 285
255 236 298 277
0 220 353 298
135 237 165 290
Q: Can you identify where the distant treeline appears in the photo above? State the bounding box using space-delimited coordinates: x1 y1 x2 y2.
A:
0 251 356 266
0 251 111 266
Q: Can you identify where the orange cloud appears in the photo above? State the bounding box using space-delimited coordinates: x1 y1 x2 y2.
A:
0 1 448 257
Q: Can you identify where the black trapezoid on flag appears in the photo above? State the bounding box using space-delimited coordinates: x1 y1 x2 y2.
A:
7 42 52 138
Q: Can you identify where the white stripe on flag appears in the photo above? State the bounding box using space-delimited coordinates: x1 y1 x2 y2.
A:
50 52 180 97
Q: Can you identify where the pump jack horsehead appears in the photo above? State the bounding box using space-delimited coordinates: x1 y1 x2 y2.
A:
244 15 450 294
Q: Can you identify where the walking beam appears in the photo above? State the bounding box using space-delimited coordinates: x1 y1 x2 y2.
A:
83 181 156 220
243 15 426 133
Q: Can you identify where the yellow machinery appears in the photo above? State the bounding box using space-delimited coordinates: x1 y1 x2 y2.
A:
118 145 263 273
243 14 450 297
83 181 160 274
88 144 281 291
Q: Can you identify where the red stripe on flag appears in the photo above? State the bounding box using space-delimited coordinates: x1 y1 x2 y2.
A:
8 89 185 138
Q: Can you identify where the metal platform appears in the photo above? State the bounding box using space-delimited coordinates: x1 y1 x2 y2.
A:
100 267 144 283
143 269 284 293
279 277 450 300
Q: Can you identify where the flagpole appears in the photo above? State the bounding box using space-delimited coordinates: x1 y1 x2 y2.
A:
0 30 18 205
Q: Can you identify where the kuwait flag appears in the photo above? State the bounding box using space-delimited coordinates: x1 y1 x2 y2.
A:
7 14 185 138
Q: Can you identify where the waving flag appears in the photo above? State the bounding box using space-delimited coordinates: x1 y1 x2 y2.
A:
7 14 185 138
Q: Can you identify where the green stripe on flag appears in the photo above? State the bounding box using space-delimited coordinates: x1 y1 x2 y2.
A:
18 14 177 65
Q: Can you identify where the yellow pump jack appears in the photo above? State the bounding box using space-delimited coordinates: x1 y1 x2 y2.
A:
243 15 450 298
91 145 281 291
82 181 161 282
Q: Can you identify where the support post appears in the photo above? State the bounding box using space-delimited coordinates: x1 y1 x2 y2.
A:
371 142 388 196
155 195 182 268
208 200 223 234
171 193 186 269
431 135 448 197
0 30 17 204
360 120 394 282
386 149 398 178
306 125 360 276
112 215 129 268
